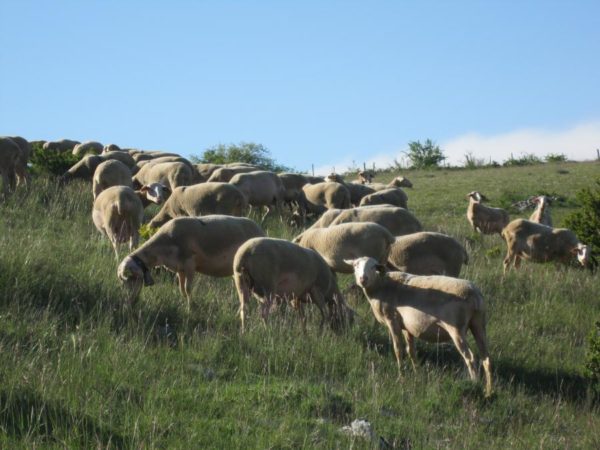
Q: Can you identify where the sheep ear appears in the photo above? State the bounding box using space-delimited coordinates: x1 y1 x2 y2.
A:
343 259 356 267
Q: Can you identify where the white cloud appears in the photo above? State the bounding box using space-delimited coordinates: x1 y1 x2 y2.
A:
314 121 600 175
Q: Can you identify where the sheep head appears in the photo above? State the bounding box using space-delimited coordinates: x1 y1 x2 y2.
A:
140 183 170 205
573 244 591 267
344 257 386 289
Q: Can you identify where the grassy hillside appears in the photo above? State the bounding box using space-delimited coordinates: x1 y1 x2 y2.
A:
0 161 598 449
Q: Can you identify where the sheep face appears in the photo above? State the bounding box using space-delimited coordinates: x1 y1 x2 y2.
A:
344 257 385 289
575 244 590 267
141 183 170 205
117 256 153 301
467 191 485 202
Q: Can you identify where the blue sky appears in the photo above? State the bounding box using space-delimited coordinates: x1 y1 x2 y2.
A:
2 1 599 174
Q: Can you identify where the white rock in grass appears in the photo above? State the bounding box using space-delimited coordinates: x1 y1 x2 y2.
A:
340 419 376 441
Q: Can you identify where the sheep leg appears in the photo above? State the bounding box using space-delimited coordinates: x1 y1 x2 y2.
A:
260 294 275 327
446 328 478 381
402 330 417 372
503 249 517 274
469 317 493 397
234 272 251 333
308 288 327 331
384 318 404 379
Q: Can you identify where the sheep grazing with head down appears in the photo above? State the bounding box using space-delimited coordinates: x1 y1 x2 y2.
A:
529 196 552 227
466 191 509 235
345 256 492 397
0 137 20 198
92 159 133 200
293 222 395 273
501 218 590 273
359 187 408 209
117 216 265 308
233 237 354 332
329 205 422 236
388 232 468 277
7 136 31 187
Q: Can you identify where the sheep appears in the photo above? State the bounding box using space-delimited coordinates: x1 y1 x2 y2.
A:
92 186 144 259
207 165 258 182
387 232 468 277
368 176 413 190
134 156 200 182
345 256 492 397
132 161 193 193
148 182 248 228
117 215 265 308
7 136 31 186
103 143 122 153
278 172 309 208
529 195 552 227
92 159 133 200
302 181 351 214
501 218 590 273
233 237 354 332
328 205 422 236
356 170 374 184
61 152 135 184
305 175 325 184
0 137 20 198
131 151 181 163
229 170 286 222
293 222 395 273
194 163 223 182
359 187 408 209
42 139 80 152
324 173 375 206
72 141 103 157
466 191 509 235
136 182 171 206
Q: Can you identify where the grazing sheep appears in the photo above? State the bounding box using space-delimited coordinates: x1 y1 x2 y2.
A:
328 205 422 236
207 165 258 182
72 141 103 157
466 191 509 235
117 216 265 307
359 187 408 209
324 173 375 206
62 152 135 184
43 139 80 152
345 257 492 397
194 163 222 181
368 176 413 190
131 151 181 163
132 161 193 192
135 156 200 182
529 196 552 227
136 182 171 206
388 232 468 277
278 172 309 208
92 159 133 199
356 170 374 184
501 218 590 273
293 222 395 273
103 144 122 153
8 136 31 186
302 182 351 214
148 182 248 228
229 170 286 221
0 137 20 197
233 237 354 332
93 186 144 259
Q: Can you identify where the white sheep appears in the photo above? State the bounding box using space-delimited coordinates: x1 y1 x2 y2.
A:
229 170 286 222
7 136 31 187
302 181 351 214
92 186 144 259
117 215 265 308
328 205 423 236
359 187 408 209
529 195 552 227
92 159 133 200
72 141 104 157
147 182 247 228
293 222 395 273
233 237 354 332
501 218 590 273
207 165 258 182
387 232 468 277
132 161 193 193
345 256 492 397
324 173 375 206
466 191 509 235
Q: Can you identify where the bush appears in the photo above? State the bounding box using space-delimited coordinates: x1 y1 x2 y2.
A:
29 142 79 177
191 142 291 172
584 321 600 393
544 153 567 163
502 153 543 167
404 139 446 169
564 178 600 253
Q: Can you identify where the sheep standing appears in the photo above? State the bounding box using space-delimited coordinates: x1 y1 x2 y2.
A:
92 186 144 259
501 219 590 273
7 136 31 187
293 222 395 273
346 257 492 397
233 237 354 332
132 161 193 192
117 216 265 307
302 182 351 214
529 196 552 227
368 176 413 190
148 182 247 228
388 232 468 277
329 205 423 236
359 187 408 209
92 159 133 199
466 191 509 235
207 165 258 182
0 137 20 198
229 170 285 222
73 141 104 157
324 173 375 206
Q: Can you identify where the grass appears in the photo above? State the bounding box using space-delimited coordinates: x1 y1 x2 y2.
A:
0 161 599 448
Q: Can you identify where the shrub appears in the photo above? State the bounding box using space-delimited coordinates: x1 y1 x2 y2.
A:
191 142 291 172
584 321 600 393
544 153 567 163
29 142 79 177
502 153 543 167
564 178 600 253
404 139 446 169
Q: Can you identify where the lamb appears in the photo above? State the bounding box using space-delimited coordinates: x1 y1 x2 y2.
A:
345 256 492 397
387 232 468 277
229 170 286 221
359 187 408 209
72 141 104 157
466 191 509 235
42 139 80 152
93 186 144 259
148 182 247 228
328 205 422 236
117 215 265 308
233 237 354 332
293 222 395 273
132 161 193 192
529 195 552 227
92 159 133 199
7 136 31 186
0 137 20 198
207 165 258 182
501 218 590 273
302 182 351 214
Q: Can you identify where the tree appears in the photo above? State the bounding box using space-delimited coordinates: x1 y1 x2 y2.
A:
564 177 600 264
404 139 446 169
191 142 291 172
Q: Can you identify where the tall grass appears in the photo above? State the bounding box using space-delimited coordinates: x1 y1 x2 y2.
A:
0 162 598 448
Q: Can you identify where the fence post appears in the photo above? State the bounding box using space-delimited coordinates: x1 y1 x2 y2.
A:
311 164 314 176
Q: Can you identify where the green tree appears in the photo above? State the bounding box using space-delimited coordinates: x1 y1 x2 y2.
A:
564 177 600 259
404 139 446 169
192 142 291 172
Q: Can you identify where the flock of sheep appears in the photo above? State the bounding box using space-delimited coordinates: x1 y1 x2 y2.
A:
0 137 593 398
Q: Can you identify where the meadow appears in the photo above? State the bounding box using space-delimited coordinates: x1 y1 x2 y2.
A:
0 161 598 449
